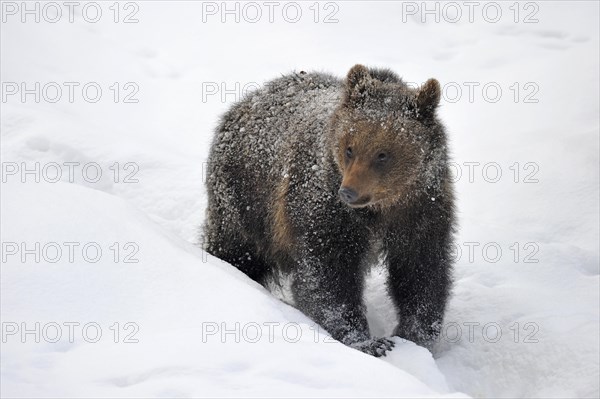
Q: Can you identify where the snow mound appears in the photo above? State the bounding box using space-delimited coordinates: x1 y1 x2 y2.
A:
1 181 462 398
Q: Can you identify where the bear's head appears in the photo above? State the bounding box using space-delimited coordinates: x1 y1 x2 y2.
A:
329 64 444 209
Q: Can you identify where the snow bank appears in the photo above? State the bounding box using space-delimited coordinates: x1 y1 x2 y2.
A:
1 181 459 397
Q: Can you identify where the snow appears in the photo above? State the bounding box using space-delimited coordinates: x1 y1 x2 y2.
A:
2 181 458 397
1 1 598 398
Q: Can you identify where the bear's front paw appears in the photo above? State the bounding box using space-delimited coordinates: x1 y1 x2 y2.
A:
350 337 395 357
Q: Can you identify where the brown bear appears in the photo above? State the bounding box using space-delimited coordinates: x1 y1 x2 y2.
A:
202 65 455 357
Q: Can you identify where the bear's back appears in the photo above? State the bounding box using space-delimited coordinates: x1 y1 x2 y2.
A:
206 71 343 243
209 71 342 181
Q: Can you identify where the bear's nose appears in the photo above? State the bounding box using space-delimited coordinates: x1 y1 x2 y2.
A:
339 187 359 204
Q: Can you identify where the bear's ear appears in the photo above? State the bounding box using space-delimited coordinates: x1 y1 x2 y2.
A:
344 64 373 105
415 78 441 118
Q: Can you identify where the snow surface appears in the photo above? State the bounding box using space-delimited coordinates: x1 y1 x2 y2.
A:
1 1 598 397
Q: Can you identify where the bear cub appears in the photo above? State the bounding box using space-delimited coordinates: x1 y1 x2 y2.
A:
203 65 455 357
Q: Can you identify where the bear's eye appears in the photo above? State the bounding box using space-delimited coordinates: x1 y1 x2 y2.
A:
346 147 353 158
377 152 388 162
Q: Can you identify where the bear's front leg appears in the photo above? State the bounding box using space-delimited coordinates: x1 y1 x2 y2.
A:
385 216 453 349
291 244 394 357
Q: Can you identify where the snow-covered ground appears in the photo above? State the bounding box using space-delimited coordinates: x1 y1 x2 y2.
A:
1 1 598 397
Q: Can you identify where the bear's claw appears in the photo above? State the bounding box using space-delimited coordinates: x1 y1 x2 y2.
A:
350 337 395 357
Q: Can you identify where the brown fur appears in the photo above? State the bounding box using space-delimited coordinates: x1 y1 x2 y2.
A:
332 116 424 209
271 176 293 253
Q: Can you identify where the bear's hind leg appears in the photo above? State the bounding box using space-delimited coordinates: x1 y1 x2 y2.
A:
203 224 269 285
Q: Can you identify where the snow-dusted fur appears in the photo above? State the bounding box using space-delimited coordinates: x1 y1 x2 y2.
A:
203 65 455 356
